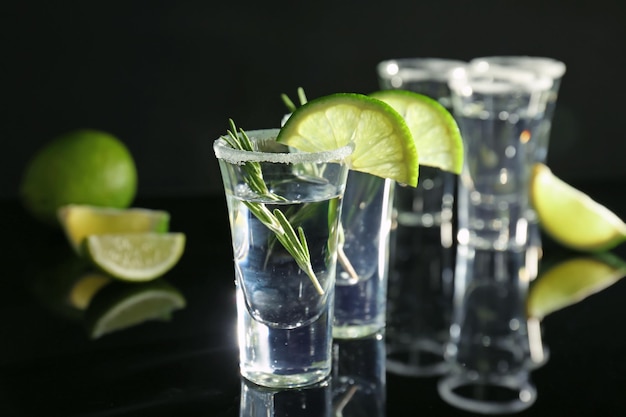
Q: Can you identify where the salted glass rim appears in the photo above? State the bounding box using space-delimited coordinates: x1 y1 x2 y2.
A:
213 128 353 165
470 55 566 79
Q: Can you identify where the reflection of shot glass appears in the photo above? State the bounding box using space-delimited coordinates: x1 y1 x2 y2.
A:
214 128 352 388
449 64 553 250
333 173 394 339
240 378 331 417
332 332 386 417
469 56 566 259
376 58 464 375
439 246 537 414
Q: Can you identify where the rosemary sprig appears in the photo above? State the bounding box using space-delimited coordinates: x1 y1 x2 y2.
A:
223 119 324 295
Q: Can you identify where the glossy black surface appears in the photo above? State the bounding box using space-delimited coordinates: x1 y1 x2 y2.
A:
3 182 626 416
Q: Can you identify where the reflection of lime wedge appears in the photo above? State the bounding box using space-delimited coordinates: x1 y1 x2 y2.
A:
58 205 170 254
527 253 626 319
277 93 419 186
69 273 112 310
85 280 186 339
84 233 186 282
531 163 626 251
29 254 92 321
370 89 464 174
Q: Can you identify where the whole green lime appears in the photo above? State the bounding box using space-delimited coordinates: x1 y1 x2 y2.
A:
20 130 138 226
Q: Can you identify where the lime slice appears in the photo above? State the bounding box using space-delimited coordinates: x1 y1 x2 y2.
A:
370 89 463 175
530 163 626 251
58 205 170 254
277 93 419 186
84 233 186 282
527 253 626 319
85 280 186 338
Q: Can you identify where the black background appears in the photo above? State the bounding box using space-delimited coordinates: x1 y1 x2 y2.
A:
3 0 625 199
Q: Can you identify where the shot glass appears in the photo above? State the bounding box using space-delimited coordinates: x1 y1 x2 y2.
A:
214 128 352 388
469 56 566 258
333 172 394 339
332 331 386 417
438 245 537 414
449 64 553 250
469 56 566 165
376 57 464 375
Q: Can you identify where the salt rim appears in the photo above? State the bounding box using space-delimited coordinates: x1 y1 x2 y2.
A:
213 128 353 165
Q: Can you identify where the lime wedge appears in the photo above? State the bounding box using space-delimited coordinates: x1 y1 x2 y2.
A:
370 89 464 174
58 205 170 254
530 163 626 251
527 253 626 319
85 280 186 338
84 233 186 282
277 93 419 186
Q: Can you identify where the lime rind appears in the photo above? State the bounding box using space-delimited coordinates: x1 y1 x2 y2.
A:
531 164 626 252
370 89 464 175
85 233 186 281
277 93 419 187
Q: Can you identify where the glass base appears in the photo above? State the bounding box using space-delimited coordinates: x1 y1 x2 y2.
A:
241 368 331 389
333 323 384 340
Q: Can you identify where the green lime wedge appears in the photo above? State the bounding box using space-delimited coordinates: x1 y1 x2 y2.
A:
84 233 186 282
369 89 464 175
85 280 186 338
527 253 626 319
58 204 170 255
277 93 419 186
530 163 626 251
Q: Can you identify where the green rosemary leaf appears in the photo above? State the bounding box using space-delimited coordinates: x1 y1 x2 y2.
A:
225 119 322 295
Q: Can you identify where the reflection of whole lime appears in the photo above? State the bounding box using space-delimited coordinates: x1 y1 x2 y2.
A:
20 130 138 226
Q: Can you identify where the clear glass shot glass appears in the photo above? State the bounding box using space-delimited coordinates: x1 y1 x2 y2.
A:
469 56 566 260
333 172 394 339
449 64 553 251
376 57 464 376
214 129 352 388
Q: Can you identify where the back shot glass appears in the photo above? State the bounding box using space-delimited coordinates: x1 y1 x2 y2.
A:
449 64 553 251
469 56 566 259
214 128 352 388
333 172 395 339
376 57 465 376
